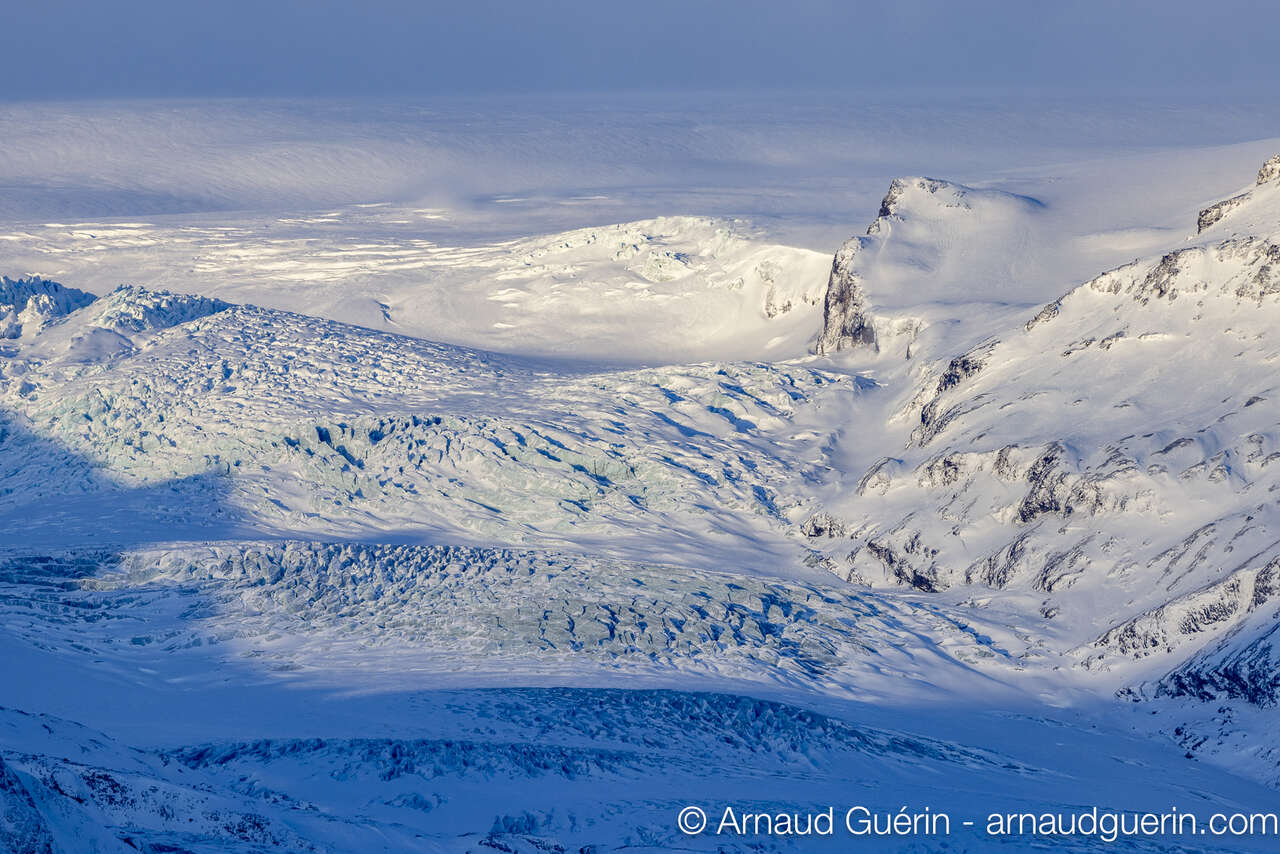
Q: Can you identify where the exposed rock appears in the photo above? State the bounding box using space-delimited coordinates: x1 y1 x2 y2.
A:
1159 622 1280 706
1085 556 1280 672
1197 193 1249 233
800 512 847 538
1033 536 1095 592
1258 154 1280 186
814 175 1045 358
1153 559 1280 705
1083 238 1280 303
936 351 986 393
1024 299 1061 331
860 529 945 592
1017 443 1071 523
917 452 971 488
855 456 901 496
911 342 997 446
1193 155 1279 233
814 238 877 354
966 531 1035 588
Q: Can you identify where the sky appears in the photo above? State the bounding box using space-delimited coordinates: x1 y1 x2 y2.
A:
3 0 1278 100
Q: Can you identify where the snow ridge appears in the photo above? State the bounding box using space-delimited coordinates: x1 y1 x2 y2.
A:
0 276 95 340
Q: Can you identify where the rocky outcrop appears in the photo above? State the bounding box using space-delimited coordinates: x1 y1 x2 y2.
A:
814 237 877 354
815 178 957 355
1158 621 1280 706
1149 557 1280 705
1258 154 1280 186
814 175 1041 356
1082 238 1280 302
1083 555 1280 673
1198 193 1250 233
1195 153 1280 233
800 512 847 538
911 342 997 446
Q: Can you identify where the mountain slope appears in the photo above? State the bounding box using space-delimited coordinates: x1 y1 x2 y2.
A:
800 154 1280 780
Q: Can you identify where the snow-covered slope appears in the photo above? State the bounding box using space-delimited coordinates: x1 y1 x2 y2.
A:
0 215 830 362
798 154 1280 784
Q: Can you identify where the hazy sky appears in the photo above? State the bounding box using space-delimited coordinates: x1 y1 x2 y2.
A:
3 0 1278 100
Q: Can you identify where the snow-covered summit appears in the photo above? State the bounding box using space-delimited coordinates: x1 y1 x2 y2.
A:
814 175 1048 360
867 176 1043 237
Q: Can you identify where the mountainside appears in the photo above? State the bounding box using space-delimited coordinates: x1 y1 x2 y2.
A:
800 154 1280 781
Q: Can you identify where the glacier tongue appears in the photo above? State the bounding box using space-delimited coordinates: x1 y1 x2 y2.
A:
2 286 875 570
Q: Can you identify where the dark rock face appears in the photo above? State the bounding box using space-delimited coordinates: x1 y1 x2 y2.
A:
911 342 997 446
865 534 943 592
1153 559 1280 706
1017 444 1070 524
1197 193 1249 233
936 352 985 393
800 512 847 538
814 237 877 355
1158 622 1280 707
875 178 912 220
815 175 990 355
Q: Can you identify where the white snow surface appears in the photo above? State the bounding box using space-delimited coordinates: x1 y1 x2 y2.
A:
3 97 1280 852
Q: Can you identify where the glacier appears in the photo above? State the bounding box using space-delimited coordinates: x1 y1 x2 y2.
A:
2 98 1280 852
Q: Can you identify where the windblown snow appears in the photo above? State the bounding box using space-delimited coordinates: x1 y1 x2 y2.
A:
3 99 1280 853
